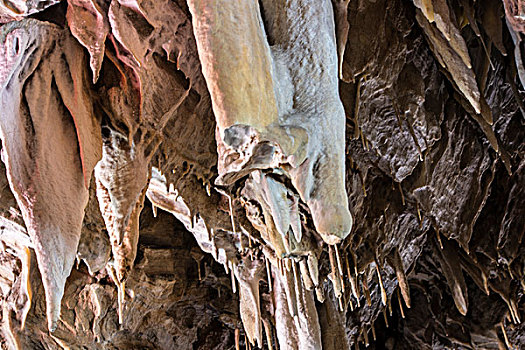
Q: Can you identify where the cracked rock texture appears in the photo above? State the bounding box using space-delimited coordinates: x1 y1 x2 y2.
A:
0 0 524 349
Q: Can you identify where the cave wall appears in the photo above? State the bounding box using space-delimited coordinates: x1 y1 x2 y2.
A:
0 0 524 349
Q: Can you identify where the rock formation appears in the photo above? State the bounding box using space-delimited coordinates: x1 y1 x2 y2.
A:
0 0 523 349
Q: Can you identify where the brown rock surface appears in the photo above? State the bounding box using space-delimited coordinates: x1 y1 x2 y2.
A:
0 0 523 349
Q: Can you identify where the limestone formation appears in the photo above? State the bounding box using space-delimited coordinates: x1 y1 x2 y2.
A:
0 0 523 349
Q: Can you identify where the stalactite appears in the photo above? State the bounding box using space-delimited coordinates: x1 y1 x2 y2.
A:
0 19 101 331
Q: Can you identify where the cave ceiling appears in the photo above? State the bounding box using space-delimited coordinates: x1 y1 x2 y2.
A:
0 0 524 349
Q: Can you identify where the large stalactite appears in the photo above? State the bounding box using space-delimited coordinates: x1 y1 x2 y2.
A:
0 0 524 349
